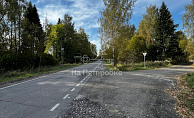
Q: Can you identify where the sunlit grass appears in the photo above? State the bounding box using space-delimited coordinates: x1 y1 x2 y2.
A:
0 64 81 83
105 61 172 71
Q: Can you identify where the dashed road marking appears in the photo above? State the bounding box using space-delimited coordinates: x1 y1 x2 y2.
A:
50 103 60 111
71 88 75 92
76 83 80 86
93 62 101 71
63 94 69 99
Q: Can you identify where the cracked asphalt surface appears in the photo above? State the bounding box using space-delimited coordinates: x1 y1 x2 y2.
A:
62 63 194 118
0 61 194 118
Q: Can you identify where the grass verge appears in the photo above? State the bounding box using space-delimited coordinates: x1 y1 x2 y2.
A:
104 61 172 71
166 73 194 118
0 64 81 84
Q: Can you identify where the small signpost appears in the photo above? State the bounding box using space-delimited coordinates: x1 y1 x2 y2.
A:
74 56 82 64
143 53 147 68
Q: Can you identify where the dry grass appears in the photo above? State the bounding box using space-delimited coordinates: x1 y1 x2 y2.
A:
167 73 194 118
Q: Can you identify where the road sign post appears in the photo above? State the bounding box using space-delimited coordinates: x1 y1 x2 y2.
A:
74 56 82 64
143 53 147 68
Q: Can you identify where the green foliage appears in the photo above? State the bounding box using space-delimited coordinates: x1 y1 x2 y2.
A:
125 35 147 63
137 5 158 47
106 61 170 71
146 44 162 61
182 0 194 40
99 0 136 65
176 73 194 113
155 2 178 59
184 73 194 91
137 2 188 63
182 0 194 60
102 1 189 64
0 63 81 83
166 32 185 63
45 14 97 64
0 1 96 72
35 54 59 67
0 52 58 72
0 0 82 72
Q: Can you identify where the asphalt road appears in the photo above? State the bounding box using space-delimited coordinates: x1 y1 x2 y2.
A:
0 61 101 118
0 61 194 118
62 64 194 118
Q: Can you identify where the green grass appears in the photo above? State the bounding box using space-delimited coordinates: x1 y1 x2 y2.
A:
179 73 194 113
105 61 172 71
182 73 194 92
0 64 81 84
171 73 194 117
167 73 194 117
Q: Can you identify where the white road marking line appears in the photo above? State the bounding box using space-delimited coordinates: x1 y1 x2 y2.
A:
93 62 101 71
63 94 69 99
76 83 80 86
71 88 75 92
0 76 47 90
77 62 101 86
50 103 60 111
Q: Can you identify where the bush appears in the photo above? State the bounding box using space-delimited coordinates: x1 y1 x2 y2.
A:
0 52 59 72
116 61 170 71
37 54 59 67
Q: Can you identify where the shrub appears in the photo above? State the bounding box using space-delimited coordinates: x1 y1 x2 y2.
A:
37 54 59 67
0 52 59 73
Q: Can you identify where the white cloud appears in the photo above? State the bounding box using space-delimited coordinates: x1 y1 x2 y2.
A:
90 39 101 54
33 0 191 56
34 0 40 4
133 0 191 15
34 0 104 54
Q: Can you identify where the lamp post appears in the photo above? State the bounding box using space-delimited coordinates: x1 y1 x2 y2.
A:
143 53 147 68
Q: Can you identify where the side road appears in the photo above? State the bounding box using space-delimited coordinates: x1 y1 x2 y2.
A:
62 65 194 118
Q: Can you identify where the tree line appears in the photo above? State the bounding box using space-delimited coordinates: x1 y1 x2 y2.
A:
99 0 194 65
0 0 96 72
45 15 97 64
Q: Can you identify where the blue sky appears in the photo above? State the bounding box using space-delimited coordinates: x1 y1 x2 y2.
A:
29 0 192 54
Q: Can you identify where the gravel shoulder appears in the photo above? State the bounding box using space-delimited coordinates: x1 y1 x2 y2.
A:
61 65 194 118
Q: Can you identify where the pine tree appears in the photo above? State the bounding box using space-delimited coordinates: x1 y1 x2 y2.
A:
155 2 178 60
166 32 184 63
21 2 44 67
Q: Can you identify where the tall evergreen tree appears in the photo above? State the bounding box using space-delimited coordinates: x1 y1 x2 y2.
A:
21 2 44 67
166 32 184 63
155 2 178 60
